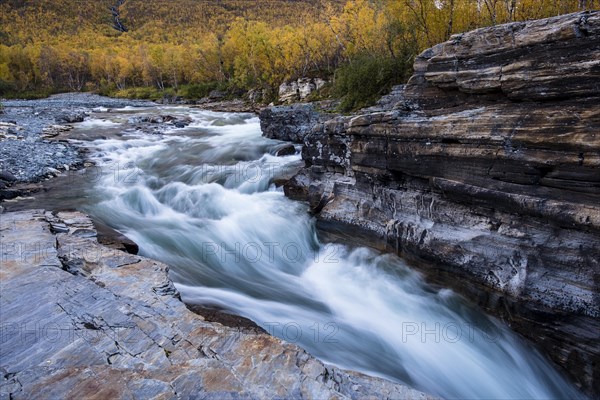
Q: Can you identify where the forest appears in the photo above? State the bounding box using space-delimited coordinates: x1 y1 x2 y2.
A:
0 0 596 108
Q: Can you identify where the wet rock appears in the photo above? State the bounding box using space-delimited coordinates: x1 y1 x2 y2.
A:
0 93 147 184
55 111 86 123
41 124 73 138
0 170 17 182
260 103 336 144
271 143 296 157
0 140 81 183
275 11 600 397
194 99 258 113
0 183 42 201
0 121 22 139
187 305 268 335
128 115 192 130
0 210 435 400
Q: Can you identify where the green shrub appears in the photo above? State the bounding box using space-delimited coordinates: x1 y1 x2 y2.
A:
0 79 15 96
333 54 413 112
112 87 167 100
177 82 219 100
0 80 52 100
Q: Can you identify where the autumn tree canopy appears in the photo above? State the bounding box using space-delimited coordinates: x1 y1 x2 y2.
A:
0 0 595 100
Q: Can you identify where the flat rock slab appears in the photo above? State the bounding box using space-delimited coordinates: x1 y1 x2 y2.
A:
0 210 434 399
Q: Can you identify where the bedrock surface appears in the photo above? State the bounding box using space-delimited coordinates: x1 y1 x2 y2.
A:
0 210 433 399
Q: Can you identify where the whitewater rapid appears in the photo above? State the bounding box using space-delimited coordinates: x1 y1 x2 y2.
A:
68 107 583 399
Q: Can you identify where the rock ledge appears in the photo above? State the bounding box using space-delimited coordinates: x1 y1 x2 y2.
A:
0 210 433 399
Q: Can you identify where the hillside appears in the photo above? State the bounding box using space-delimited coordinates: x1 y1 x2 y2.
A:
0 0 593 103
0 0 343 44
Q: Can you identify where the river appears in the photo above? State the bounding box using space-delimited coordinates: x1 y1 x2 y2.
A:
5 105 584 399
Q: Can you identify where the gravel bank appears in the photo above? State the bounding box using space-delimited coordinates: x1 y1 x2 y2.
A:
0 93 154 184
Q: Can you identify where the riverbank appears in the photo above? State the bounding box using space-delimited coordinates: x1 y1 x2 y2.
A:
0 209 433 399
0 94 157 202
0 93 260 203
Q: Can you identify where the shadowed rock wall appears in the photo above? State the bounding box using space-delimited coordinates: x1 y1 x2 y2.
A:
269 11 600 395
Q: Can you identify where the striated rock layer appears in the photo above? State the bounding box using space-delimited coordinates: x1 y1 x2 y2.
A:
0 210 434 399
0 210 432 400
275 11 600 396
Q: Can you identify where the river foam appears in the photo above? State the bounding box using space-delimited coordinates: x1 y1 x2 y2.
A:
72 107 584 399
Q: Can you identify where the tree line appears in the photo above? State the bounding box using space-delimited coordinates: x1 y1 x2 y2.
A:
0 0 595 104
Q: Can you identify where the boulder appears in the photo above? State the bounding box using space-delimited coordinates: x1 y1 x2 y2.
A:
247 88 265 103
314 78 328 91
0 170 18 182
42 124 73 138
278 81 299 103
278 78 329 103
259 103 335 143
271 143 296 157
55 111 86 123
298 78 316 100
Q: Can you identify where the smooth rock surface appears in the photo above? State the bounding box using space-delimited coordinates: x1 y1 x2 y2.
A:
271 11 600 396
0 210 434 400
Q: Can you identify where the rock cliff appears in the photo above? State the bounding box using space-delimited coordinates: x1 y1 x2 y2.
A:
0 210 433 399
264 11 600 396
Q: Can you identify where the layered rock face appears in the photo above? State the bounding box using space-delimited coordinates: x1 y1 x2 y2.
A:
0 210 433 399
277 11 600 395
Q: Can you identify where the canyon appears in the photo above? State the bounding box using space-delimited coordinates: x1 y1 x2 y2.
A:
260 11 600 395
1 10 598 399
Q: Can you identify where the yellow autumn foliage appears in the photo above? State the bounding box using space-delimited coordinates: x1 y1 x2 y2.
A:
0 0 594 98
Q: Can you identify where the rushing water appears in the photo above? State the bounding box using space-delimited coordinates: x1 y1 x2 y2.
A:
12 106 584 399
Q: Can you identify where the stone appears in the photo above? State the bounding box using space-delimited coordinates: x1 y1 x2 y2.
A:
46 167 61 176
278 81 299 103
0 121 21 136
55 112 86 123
272 143 296 157
247 88 264 103
208 90 226 100
298 78 316 99
314 78 328 91
194 99 257 113
263 11 600 397
278 78 329 103
0 170 18 182
42 124 73 138
0 210 435 400
259 103 336 144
